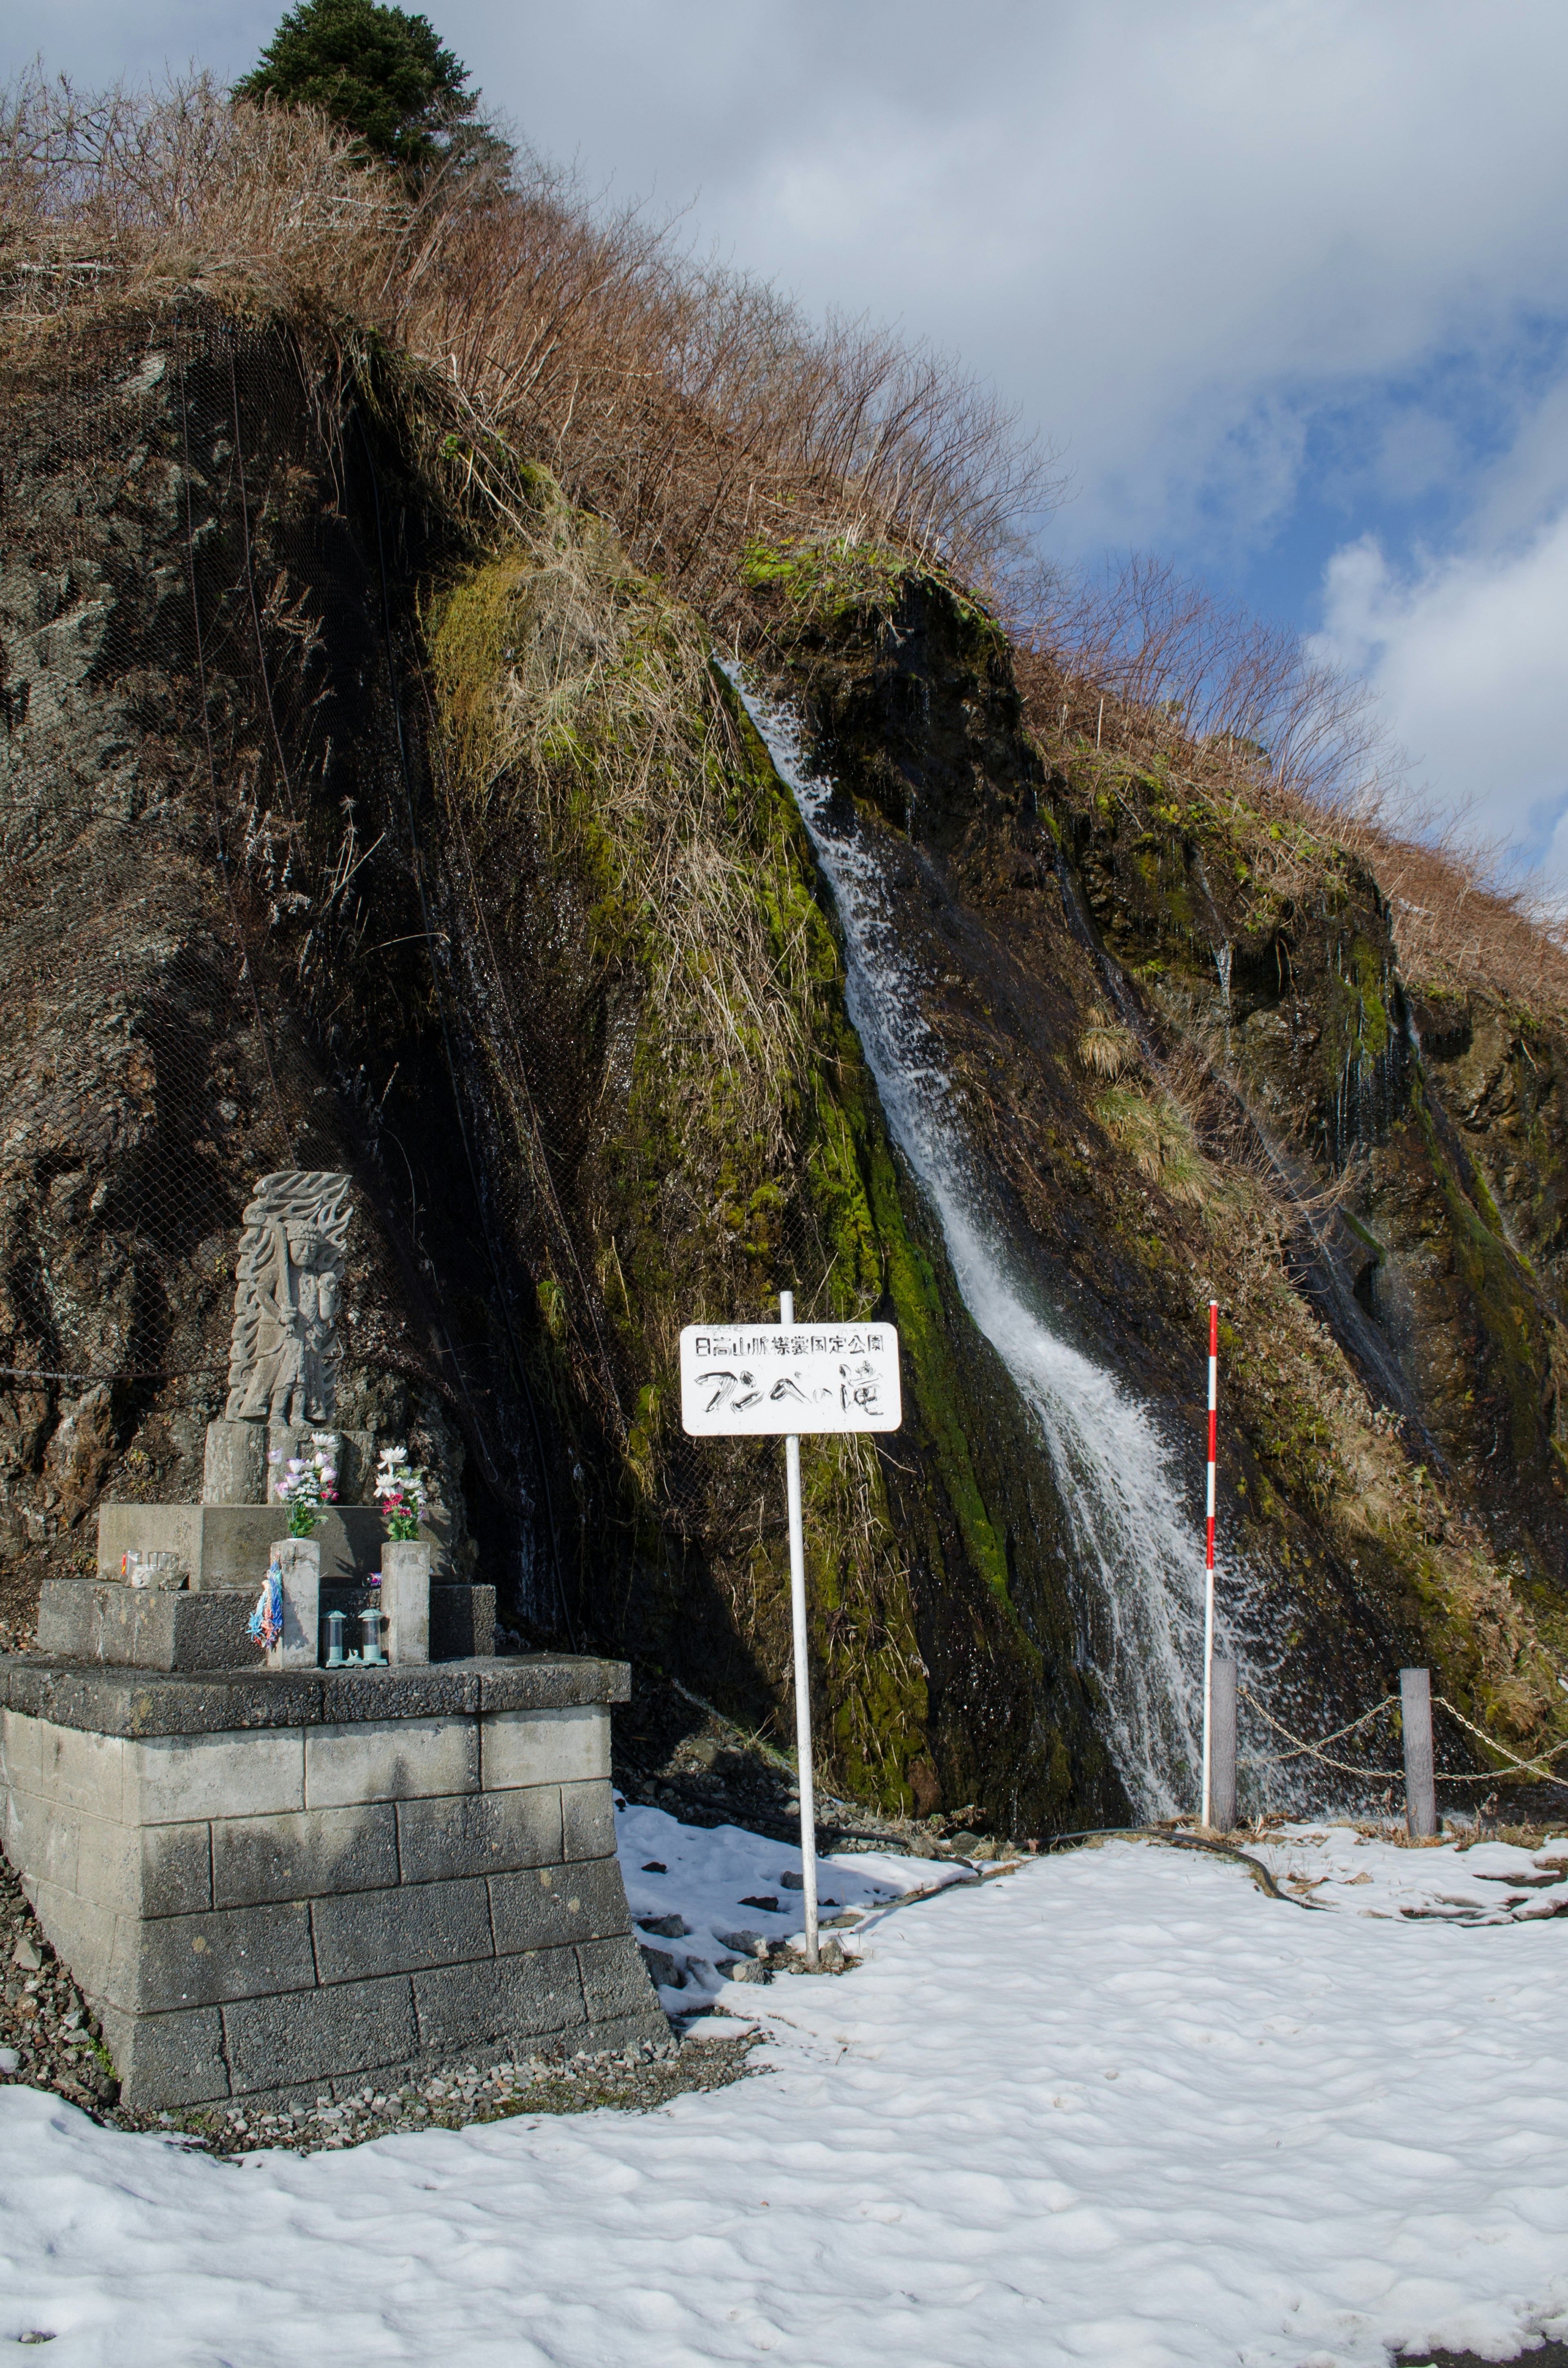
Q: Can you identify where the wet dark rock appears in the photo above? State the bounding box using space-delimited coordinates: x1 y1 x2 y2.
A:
2 305 1561 1861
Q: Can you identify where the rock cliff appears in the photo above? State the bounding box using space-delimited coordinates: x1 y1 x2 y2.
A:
2 300 1563 1829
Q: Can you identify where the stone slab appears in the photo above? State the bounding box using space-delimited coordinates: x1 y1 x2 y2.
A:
96 1502 450 1591
396 1786 562 1883
412 1947 586 2053
431 1585 495 1661
482 1706 610 1790
561 1778 616 1862
99 2002 230 2110
222 1973 419 2094
17 1809 213 1920
15 1874 121 1998
202 1420 267 1507
578 1933 674 2035
310 1876 492 1984
213 1804 399 1908
305 1717 479 1810
109 1899 316 2014
131 1728 306 1824
489 1857 630 1955
34 1719 127 1819
37 1581 257 1672
316 1666 481 1724
0 1654 630 1735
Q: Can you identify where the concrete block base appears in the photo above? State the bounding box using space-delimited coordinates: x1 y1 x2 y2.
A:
37 1581 497 1670
96 1502 450 1592
0 1654 664 2106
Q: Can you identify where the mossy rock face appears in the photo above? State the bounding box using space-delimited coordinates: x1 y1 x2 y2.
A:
4 303 1564 1824
751 568 1568 1772
416 495 1122 1832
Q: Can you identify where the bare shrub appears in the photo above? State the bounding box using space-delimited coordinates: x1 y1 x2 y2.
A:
0 68 401 312
1016 553 1568 1023
1015 552 1392 821
0 68 1054 615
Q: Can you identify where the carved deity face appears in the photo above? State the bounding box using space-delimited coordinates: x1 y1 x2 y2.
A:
287 1224 328 1272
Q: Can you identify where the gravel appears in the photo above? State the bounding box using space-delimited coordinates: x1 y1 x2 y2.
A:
0 1848 754 2157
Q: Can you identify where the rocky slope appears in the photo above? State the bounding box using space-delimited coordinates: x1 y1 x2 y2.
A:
1 299 1562 1835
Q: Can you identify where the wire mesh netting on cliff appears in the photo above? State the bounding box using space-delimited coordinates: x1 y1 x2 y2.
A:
0 298 847 1631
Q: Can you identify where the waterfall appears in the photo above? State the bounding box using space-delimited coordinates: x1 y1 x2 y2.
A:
1214 942 1234 1006
1215 940 1234 1061
728 667 1263 1816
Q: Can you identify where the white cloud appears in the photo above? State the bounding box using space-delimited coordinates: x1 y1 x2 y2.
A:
1314 513 1568 880
16 1 1567 559
9 0 1568 874
432 0 1568 558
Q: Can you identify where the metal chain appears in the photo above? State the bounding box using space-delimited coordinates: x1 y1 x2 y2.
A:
1236 1685 1568 1793
1433 1696 1568 1790
1238 1689 1405 1777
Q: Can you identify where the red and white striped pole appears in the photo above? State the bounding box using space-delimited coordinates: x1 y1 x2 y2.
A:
1201 1300 1218 1828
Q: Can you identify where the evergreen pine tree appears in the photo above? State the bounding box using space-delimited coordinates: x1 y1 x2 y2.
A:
234 0 509 185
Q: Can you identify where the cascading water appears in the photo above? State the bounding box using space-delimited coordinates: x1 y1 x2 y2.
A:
726 667 1266 1815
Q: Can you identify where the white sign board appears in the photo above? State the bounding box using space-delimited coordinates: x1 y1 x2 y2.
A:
679 1322 902 1436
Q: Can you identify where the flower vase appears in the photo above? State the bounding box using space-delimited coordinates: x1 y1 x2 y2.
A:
267 1537 321 1671
382 1540 430 1667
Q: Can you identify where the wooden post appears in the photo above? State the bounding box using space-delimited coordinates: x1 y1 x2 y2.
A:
1210 1659 1237 1831
1401 1667 1437 1839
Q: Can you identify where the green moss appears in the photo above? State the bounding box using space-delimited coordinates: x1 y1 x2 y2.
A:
1408 1076 1548 1461
427 497 946 1808
1352 938 1390 1058
741 532 1007 665
741 533 911 620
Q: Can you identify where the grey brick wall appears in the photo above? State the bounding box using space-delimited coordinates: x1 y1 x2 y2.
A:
0 1669 666 2107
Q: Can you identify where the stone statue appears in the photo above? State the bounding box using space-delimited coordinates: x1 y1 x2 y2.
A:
223 1173 352 1427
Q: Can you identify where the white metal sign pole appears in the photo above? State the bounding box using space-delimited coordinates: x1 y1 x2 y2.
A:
779 1289 820 1969
678 1304 900 1972
1201 1298 1218 1830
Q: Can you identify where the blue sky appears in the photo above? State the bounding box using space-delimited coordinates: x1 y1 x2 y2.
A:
10 0 1568 881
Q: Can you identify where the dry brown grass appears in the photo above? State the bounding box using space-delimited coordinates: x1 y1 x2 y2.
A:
424 470 820 1168
0 68 1051 622
8 69 1562 1027
1015 558 1568 1027
1352 827 1568 1018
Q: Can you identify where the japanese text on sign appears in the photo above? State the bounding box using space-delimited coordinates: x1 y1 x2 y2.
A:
679 1323 902 1436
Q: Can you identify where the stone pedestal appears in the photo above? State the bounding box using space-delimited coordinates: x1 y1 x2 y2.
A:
267 1539 320 1672
38 1583 256 1672
201 1422 375 1509
96 1502 450 1592
383 1542 431 1668
39 1579 495 1669
0 1653 663 2107
202 1421 266 1506
266 1426 374 1507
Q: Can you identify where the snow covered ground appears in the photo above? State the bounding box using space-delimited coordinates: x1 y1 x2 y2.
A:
617 1796 973 2016
4 1815 1568 2367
